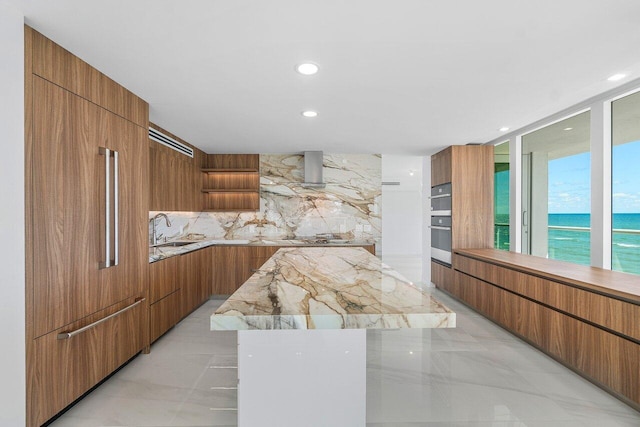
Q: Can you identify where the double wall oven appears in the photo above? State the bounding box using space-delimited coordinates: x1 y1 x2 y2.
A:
430 183 452 266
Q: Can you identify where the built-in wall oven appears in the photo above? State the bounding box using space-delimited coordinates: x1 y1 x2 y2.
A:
430 183 452 265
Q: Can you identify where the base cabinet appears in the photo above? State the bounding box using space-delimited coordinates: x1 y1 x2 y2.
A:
450 250 640 410
179 247 213 318
150 290 182 343
27 297 148 427
149 257 180 343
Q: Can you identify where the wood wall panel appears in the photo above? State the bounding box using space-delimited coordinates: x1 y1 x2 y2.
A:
450 145 494 250
28 27 148 128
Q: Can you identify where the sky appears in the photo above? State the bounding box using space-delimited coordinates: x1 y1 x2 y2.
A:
548 140 640 214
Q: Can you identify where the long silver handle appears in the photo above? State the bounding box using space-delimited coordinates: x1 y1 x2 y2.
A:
429 193 452 200
57 298 145 340
99 147 119 268
428 225 451 231
113 150 119 266
99 147 111 269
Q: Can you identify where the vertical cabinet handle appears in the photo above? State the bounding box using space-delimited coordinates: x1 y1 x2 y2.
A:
99 147 119 269
113 150 119 266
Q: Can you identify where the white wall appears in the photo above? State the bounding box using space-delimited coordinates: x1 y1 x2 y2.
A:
381 155 423 283
422 156 432 285
0 2 25 425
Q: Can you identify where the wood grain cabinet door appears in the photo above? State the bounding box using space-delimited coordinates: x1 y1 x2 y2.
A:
31 76 148 338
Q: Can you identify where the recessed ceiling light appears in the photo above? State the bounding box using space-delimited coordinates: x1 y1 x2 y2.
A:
607 73 626 82
296 63 319 75
301 110 318 118
499 127 509 132
564 127 573 131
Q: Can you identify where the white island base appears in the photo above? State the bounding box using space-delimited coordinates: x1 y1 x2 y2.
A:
238 329 366 427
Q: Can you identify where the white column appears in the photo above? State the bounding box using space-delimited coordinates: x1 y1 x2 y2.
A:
590 101 612 269
0 2 26 425
509 136 522 253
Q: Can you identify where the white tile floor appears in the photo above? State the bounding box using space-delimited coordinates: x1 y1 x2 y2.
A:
50 290 640 426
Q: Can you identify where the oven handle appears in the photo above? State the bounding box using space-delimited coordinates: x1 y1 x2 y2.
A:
428 225 451 231
428 193 452 200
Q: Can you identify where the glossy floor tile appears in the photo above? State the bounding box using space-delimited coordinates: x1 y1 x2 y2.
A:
50 290 640 426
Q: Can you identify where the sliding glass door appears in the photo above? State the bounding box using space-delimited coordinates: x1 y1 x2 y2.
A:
521 111 591 265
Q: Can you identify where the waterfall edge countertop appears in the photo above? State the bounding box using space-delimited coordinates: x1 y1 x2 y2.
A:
211 247 456 330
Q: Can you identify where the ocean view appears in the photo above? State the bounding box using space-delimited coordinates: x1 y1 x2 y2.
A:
494 213 640 275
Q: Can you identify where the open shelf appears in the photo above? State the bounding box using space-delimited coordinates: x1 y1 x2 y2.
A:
201 154 260 211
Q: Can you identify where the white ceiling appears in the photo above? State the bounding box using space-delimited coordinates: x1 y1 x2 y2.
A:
16 0 640 155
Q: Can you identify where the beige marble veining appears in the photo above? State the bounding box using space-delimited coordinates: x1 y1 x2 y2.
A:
211 247 455 330
150 153 381 245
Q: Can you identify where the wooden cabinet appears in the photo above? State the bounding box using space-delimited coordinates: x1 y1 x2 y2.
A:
150 290 181 343
430 145 493 289
28 297 148 427
149 123 205 212
178 247 213 318
431 146 452 186
248 246 280 273
31 76 149 337
451 249 640 410
212 245 375 295
149 257 181 343
26 27 150 427
202 154 260 211
149 251 179 305
212 246 251 295
431 260 453 291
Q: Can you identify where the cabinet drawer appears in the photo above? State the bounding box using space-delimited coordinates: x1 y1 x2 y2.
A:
28 296 148 427
456 272 640 407
150 290 182 343
150 256 178 304
455 255 640 341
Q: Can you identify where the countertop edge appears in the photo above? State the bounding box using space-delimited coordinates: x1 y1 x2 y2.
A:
149 239 376 263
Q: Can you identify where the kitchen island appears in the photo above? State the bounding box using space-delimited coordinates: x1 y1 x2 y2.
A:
211 247 455 427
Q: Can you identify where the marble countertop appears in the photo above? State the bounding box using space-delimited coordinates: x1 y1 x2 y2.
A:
211 247 455 330
149 236 375 263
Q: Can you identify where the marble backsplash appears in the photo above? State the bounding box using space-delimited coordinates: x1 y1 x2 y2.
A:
150 153 381 243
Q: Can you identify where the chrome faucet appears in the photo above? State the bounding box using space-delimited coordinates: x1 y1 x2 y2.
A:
150 213 172 246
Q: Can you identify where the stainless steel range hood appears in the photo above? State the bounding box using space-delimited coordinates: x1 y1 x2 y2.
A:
302 151 326 188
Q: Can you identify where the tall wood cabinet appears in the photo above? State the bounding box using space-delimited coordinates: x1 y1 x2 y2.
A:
430 145 494 289
25 27 150 427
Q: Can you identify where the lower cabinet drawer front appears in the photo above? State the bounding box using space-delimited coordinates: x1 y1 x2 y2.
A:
431 261 454 292
28 297 147 427
455 255 640 342
150 290 182 343
457 272 640 407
